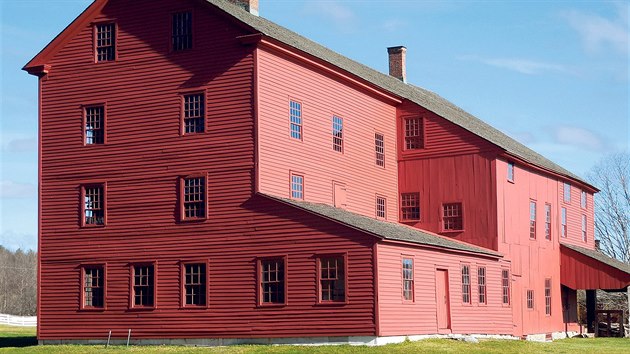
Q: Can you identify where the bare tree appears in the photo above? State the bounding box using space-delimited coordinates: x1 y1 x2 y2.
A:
587 152 630 263
0 246 37 316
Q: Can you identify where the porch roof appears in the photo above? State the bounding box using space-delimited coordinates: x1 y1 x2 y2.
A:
560 243 630 291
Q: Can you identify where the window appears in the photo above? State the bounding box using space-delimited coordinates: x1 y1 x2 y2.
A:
183 263 206 307
561 207 567 238
400 193 420 221
95 23 115 62
478 267 486 304
132 264 155 308
82 185 105 226
461 265 471 304
402 258 414 301
507 162 515 182
82 266 104 308
84 106 104 145
582 215 587 242
332 115 343 152
375 133 385 167
172 12 192 51
182 176 206 220
502 269 510 305
290 173 304 200
318 256 345 303
545 204 552 240
563 182 571 203
289 100 302 140
404 117 423 150
442 203 463 231
183 93 204 134
526 290 534 309
545 278 552 315
376 195 386 219
581 191 587 209
529 201 536 239
259 258 286 305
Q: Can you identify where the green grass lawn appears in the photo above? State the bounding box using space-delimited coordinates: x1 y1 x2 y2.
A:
1 325 628 353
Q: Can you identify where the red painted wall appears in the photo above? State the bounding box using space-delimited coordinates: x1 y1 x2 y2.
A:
256 46 399 221
558 182 595 249
560 246 630 290
376 242 513 336
38 0 376 340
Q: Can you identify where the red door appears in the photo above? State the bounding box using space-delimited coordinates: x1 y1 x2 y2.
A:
436 269 451 332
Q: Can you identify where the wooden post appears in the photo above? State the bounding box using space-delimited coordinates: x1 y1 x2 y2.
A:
586 290 596 334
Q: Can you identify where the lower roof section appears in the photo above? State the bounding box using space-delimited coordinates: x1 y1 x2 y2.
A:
258 193 501 258
560 243 630 291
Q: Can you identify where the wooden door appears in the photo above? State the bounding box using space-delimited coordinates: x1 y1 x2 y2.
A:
436 269 451 331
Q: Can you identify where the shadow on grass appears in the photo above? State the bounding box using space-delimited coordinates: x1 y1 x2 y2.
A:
0 336 38 348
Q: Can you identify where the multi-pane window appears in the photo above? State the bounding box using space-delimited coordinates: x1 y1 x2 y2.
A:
133 265 155 307
529 201 536 239
83 185 105 226
402 258 413 301
183 93 204 134
376 196 386 219
401 193 420 221
507 162 515 182
404 117 423 150
84 106 104 145
95 23 115 62
332 116 343 152
183 177 205 220
561 207 567 238
545 204 552 240
260 258 285 305
83 266 104 308
289 100 302 140
184 263 206 306
290 174 304 200
502 269 510 305
172 12 192 51
443 203 463 231
405 118 424 150
563 182 571 203
319 256 345 302
526 290 534 309
582 215 587 242
581 191 587 209
478 267 486 304
375 133 385 167
545 278 552 315
461 265 471 304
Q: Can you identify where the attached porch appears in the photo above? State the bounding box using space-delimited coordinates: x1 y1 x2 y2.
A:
560 243 630 337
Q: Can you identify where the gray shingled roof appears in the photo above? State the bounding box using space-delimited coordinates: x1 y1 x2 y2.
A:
561 243 630 275
260 193 502 258
207 0 594 188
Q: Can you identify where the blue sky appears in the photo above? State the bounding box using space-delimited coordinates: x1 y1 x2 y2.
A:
1 1 628 251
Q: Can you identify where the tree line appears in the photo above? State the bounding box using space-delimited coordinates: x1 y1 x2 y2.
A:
0 246 37 316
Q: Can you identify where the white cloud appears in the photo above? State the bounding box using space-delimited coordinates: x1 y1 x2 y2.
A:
459 55 569 75
562 6 629 55
552 125 607 151
302 1 356 30
381 19 407 32
0 181 37 199
5 137 37 153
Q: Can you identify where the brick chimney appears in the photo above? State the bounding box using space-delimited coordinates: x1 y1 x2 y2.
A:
387 46 407 83
229 0 259 16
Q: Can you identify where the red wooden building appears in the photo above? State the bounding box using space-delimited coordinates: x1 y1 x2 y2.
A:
24 0 630 345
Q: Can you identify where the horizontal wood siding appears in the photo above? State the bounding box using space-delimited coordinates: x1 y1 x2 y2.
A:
257 46 399 221
397 100 498 159
560 247 630 290
495 158 570 335
398 154 498 250
38 0 375 340
376 242 513 336
558 181 595 249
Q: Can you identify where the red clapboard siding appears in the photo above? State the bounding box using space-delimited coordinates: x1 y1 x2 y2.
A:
256 46 399 221
376 242 513 336
38 0 376 340
398 154 498 250
560 246 630 290
558 182 595 249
